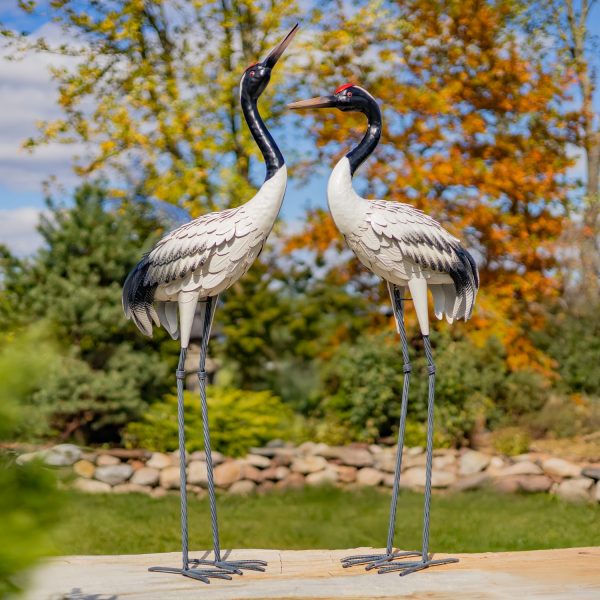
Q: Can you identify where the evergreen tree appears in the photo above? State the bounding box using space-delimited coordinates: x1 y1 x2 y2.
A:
0 185 176 444
217 249 374 411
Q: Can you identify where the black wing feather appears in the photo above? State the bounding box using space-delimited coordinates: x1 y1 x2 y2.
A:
122 254 157 337
447 246 479 319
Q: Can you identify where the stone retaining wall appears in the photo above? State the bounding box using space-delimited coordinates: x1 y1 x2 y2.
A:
15 442 600 503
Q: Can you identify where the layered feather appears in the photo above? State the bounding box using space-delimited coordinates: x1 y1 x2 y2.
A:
122 205 263 338
122 254 159 337
348 198 479 322
122 166 287 339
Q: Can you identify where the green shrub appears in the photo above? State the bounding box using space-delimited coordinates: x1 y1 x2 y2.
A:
125 386 294 456
492 426 531 456
30 344 169 444
0 456 62 597
0 326 60 441
318 332 403 442
496 369 548 420
317 330 524 445
527 394 600 439
410 335 503 445
537 305 600 396
290 413 358 446
403 420 428 447
314 325 557 446
0 334 62 597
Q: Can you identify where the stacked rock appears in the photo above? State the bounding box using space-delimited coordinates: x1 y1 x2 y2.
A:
12 441 600 503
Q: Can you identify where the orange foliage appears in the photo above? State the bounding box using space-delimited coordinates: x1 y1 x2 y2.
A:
286 0 572 373
284 208 342 255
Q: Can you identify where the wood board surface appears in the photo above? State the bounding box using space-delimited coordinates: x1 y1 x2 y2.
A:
26 546 600 599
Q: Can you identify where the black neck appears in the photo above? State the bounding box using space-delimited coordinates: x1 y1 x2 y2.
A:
241 91 284 181
346 98 382 176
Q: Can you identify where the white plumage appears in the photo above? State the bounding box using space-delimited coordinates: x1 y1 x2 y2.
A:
328 158 478 336
123 166 286 346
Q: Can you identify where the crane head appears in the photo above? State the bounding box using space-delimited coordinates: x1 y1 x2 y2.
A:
287 84 376 114
240 24 299 100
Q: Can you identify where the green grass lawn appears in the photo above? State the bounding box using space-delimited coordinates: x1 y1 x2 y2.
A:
51 487 600 556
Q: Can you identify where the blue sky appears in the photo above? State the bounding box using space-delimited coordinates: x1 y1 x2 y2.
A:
0 5 598 256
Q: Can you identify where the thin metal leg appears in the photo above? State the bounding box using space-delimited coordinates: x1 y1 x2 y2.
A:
342 284 420 570
376 335 458 576
199 296 222 563
177 348 190 570
149 347 232 583
421 335 436 561
189 296 267 575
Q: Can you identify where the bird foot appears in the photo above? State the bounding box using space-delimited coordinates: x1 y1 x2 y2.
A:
190 558 267 574
148 565 233 583
377 556 459 576
341 550 421 569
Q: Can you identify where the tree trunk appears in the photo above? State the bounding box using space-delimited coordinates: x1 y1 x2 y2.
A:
581 135 600 301
565 0 600 303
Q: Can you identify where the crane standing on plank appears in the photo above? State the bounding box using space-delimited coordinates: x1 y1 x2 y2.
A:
288 84 479 576
123 24 299 583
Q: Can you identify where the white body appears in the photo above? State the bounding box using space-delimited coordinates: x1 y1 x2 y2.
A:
327 158 477 335
153 166 286 301
125 166 287 346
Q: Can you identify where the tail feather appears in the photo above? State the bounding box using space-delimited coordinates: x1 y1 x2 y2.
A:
447 246 479 321
122 254 157 337
462 246 479 289
156 302 179 340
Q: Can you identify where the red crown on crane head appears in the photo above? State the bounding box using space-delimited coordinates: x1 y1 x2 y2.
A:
334 82 355 94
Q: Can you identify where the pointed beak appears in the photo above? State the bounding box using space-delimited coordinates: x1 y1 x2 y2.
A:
264 23 299 69
287 96 337 110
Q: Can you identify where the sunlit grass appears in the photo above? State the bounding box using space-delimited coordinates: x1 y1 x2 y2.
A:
50 486 600 556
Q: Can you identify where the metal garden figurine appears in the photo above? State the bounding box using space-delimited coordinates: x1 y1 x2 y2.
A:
123 24 299 583
289 85 479 576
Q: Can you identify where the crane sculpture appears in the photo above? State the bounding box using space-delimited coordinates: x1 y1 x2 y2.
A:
289 84 479 576
123 24 299 583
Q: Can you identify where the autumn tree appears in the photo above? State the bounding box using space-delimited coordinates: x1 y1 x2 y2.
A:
562 1 600 301
287 0 573 371
9 0 300 214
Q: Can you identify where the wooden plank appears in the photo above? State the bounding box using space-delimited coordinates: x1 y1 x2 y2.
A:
26 547 600 600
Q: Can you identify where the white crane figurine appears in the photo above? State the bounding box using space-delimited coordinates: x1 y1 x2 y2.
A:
289 84 479 576
123 24 299 583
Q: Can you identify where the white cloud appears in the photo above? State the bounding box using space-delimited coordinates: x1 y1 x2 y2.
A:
0 22 82 193
0 207 44 256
